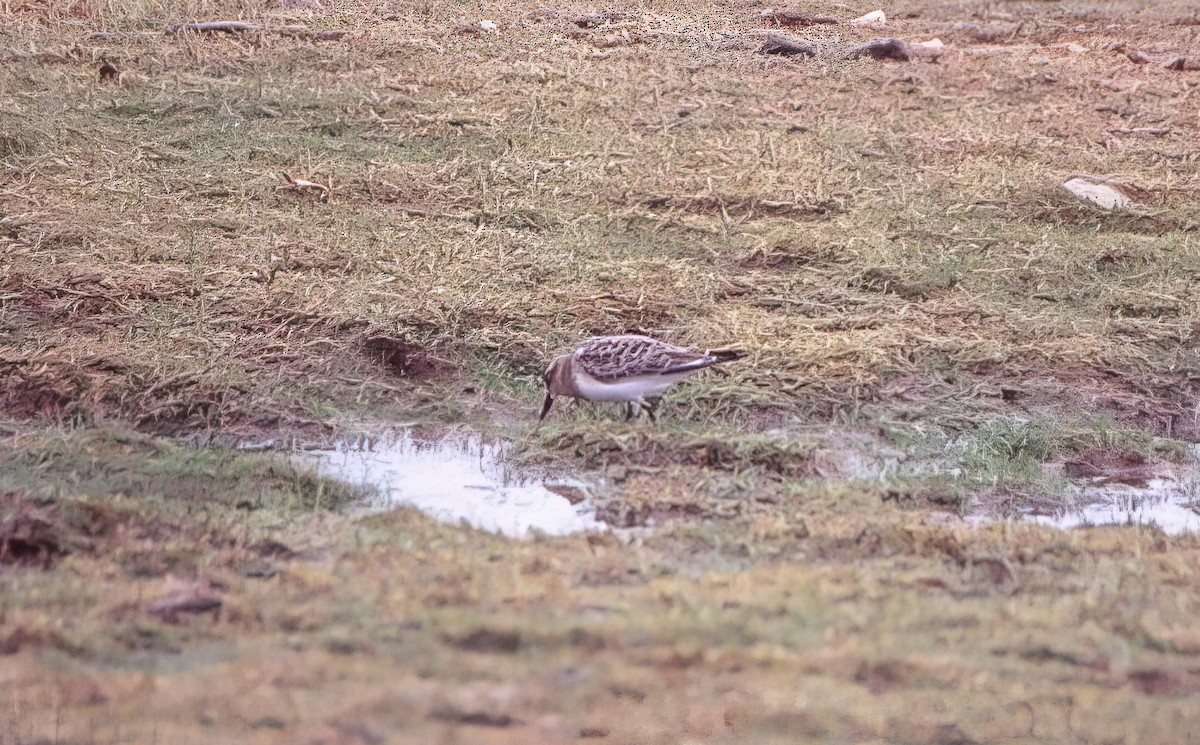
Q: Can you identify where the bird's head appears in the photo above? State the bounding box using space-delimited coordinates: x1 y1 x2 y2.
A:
538 354 574 421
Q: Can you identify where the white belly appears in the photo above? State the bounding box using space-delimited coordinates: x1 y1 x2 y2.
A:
573 370 695 402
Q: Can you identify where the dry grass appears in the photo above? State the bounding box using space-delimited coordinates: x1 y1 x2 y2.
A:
3 424 1200 744
3 0 1199 441
3 0 1200 741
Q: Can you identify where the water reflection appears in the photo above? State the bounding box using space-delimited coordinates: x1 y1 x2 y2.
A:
300 431 606 539
1025 479 1200 535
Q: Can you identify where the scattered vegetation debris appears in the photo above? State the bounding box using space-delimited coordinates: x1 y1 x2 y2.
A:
1118 45 1154 64
758 9 838 26
849 9 886 26
147 586 223 624
98 58 119 82
846 38 915 61
1109 126 1170 138
759 34 817 57
1111 43 1194 69
280 171 331 201
543 482 589 504
0 510 64 567
949 22 1016 42
167 21 349 40
573 12 608 28
595 29 634 47
1062 176 1138 211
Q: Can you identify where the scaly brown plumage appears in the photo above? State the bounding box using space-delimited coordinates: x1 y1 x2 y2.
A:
538 335 745 422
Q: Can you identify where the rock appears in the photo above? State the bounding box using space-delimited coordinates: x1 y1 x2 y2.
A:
912 38 946 59
1062 177 1138 211
849 9 886 26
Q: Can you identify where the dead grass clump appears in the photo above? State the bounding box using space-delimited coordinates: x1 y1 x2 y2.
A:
737 243 840 270
0 358 96 420
1 262 193 321
853 267 945 301
642 193 840 220
561 291 684 340
0 129 38 159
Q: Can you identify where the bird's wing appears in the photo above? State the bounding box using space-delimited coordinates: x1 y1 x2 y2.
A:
574 335 707 382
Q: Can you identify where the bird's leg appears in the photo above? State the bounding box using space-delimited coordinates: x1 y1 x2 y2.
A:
639 398 658 423
623 401 635 421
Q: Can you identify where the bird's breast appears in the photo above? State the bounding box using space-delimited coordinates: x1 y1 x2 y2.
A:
572 369 694 401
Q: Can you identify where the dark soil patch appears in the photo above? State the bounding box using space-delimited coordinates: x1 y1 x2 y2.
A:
362 335 446 379
0 510 65 567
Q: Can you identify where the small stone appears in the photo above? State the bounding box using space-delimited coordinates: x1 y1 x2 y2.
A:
849 9 886 26
1063 177 1137 210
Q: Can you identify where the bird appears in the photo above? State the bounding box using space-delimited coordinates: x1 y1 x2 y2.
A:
539 335 745 422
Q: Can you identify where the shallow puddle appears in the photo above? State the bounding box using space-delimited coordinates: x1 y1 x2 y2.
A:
299 431 607 538
981 478 1200 535
1026 479 1200 534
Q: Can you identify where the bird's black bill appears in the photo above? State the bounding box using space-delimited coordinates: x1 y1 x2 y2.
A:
538 391 555 421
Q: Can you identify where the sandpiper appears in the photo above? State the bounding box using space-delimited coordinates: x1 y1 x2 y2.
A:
539 335 745 422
